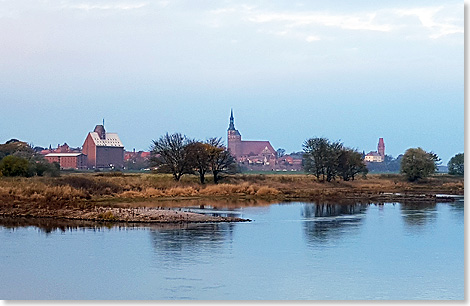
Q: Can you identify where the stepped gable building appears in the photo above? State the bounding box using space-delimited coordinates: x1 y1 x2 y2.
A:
82 124 124 169
227 110 277 164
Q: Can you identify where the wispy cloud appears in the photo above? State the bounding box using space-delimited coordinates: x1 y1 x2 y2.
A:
248 12 393 32
394 6 463 39
208 3 462 42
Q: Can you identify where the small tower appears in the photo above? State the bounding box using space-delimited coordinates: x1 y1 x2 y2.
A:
94 125 106 140
227 109 241 159
378 138 385 158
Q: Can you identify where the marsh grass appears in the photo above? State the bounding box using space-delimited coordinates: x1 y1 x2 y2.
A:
0 173 463 208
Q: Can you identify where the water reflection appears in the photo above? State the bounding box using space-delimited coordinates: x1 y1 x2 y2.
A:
302 203 368 244
0 217 121 234
149 223 235 264
399 202 437 227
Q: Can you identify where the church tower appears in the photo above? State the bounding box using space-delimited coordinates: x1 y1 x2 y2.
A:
227 109 241 159
378 138 385 159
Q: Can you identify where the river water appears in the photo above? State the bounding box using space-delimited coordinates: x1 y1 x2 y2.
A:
0 200 464 300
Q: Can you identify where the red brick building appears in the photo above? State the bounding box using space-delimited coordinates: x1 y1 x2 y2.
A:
44 153 88 169
227 110 277 165
227 110 303 171
82 125 124 169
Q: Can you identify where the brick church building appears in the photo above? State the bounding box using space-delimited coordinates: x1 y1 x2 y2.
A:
227 110 277 166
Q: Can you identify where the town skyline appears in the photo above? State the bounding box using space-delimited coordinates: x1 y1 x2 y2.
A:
0 0 463 163
3 109 460 164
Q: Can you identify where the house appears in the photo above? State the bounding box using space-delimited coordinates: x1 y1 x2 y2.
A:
364 138 386 163
365 151 384 163
82 124 124 169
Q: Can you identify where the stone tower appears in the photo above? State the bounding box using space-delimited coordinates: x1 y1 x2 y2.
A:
378 138 385 158
227 109 241 158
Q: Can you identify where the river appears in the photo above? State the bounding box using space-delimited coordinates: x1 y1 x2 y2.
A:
0 200 464 300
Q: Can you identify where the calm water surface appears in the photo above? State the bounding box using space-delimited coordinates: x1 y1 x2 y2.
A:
0 201 464 300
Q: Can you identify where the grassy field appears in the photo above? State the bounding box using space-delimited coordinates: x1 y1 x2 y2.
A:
0 172 464 208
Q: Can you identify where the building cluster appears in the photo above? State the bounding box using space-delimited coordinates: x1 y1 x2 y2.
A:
227 110 386 171
364 138 386 163
227 110 303 171
39 111 386 171
41 124 141 170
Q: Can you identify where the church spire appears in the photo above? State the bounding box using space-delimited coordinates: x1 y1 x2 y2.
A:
228 109 236 130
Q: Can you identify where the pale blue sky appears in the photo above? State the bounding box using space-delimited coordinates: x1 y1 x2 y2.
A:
0 0 464 163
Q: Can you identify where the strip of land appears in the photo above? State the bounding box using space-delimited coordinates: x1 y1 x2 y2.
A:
0 173 463 223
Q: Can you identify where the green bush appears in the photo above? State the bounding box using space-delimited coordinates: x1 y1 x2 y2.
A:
0 155 31 177
448 153 464 176
400 148 438 182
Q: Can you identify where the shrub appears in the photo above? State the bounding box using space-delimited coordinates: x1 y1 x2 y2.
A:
448 153 464 176
400 148 438 182
0 155 31 177
256 186 280 196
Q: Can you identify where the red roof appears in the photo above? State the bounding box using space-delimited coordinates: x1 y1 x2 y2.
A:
366 151 381 157
240 141 276 156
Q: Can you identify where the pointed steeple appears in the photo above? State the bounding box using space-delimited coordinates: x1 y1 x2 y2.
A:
228 109 236 130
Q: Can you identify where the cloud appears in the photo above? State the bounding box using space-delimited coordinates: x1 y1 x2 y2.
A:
248 12 394 32
207 3 462 42
394 6 463 39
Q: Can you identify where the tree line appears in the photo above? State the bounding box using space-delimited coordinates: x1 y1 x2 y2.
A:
150 133 237 184
302 137 368 181
0 135 463 182
0 139 59 177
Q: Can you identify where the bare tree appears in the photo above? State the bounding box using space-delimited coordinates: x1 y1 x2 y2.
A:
206 137 237 184
150 133 193 181
186 141 211 184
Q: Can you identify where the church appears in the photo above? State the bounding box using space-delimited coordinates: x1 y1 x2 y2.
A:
227 110 277 166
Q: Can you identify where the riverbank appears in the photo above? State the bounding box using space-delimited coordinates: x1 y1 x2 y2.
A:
0 173 463 223
0 204 249 223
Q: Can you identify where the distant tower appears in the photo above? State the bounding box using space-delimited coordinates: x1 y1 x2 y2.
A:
94 124 106 140
227 109 242 159
378 138 385 158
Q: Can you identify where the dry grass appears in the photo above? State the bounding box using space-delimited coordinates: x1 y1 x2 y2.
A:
0 172 463 209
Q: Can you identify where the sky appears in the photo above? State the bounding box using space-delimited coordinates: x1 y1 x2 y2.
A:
0 0 464 163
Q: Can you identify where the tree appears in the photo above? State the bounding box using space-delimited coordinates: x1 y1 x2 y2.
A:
0 140 60 177
150 133 194 181
303 137 330 181
303 137 343 182
0 155 31 177
31 159 60 177
448 153 464 175
324 141 343 182
276 148 285 158
400 148 438 182
0 139 34 160
338 148 368 181
186 141 212 184
207 138 237 184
